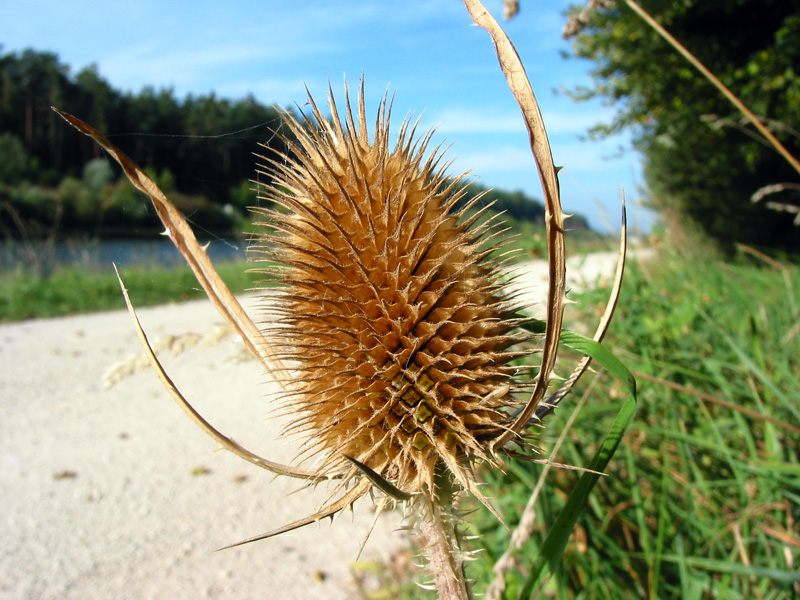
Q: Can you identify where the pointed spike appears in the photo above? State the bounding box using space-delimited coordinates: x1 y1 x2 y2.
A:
216 478 371 551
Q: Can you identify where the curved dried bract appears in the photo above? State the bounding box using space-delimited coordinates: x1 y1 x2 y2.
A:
536 198 628 421
217 478 372 551
114 266 328 481
461 0 567 450
53 108 292 387
251 81 538 511
54 109 322 481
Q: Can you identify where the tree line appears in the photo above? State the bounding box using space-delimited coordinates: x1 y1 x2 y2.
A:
0 47 562 243
0 47 298 239
0 48 291 197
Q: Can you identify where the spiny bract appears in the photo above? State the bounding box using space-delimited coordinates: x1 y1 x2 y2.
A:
253 83 535 504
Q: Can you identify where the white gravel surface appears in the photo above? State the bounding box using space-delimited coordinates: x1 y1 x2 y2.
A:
0 250 638 599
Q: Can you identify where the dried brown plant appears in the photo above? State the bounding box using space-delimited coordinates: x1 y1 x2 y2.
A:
253 83 534 503
54 1 625 598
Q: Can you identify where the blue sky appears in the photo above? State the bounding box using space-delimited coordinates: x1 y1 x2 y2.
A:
1 0 655 232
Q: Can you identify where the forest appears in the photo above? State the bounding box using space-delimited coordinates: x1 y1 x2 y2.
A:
0 47 569 241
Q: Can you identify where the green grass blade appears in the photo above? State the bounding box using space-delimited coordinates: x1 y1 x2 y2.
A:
628 553 800 584
559 330 637 397
517 334 637 599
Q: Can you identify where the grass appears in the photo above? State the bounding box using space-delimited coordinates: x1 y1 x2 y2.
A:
450 247 800 599
0 260 265 322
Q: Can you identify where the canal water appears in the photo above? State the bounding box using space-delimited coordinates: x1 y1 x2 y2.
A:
1 237 252 272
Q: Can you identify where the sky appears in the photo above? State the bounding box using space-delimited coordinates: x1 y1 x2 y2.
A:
1 0 656 233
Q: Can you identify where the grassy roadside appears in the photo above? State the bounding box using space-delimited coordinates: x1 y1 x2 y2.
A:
356 248 799 599
6 236 797 597
0 260 265 322
453 248 800 600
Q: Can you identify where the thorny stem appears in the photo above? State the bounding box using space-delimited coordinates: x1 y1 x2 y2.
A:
419 469 471 600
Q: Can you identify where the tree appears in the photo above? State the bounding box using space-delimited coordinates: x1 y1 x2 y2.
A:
0 47 578 240
0 133 29 184
565 0 800 254
74 65 116 156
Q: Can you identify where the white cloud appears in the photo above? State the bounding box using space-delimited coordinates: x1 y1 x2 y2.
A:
432 109 524 134
540 110 612 135
100 37 332 91
552 137 634 172
452 146 535 173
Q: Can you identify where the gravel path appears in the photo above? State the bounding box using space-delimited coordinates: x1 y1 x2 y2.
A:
0 250 637 599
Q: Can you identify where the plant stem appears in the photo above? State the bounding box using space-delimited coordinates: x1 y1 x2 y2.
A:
419 472 471 600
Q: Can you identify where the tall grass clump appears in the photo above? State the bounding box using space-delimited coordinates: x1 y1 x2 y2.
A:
462 247 799 599
458 1 800 596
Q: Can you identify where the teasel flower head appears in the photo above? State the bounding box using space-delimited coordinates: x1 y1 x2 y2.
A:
53 3 587 595
247 81 541 547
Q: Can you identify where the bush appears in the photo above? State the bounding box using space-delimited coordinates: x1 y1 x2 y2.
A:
82 158 114 193
57 176 96 225
0 133 29 185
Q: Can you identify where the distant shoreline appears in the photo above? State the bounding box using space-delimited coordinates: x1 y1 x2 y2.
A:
1 237 251 272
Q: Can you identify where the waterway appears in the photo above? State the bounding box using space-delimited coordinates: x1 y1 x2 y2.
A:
1 237 251 272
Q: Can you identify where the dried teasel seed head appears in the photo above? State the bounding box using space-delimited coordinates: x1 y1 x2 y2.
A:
253 82 535 503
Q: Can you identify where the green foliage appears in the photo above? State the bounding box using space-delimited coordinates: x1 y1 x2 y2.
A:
0 132 30 183
101 179 153 232
0 47 292 210
57 176 94 222
230 179 256 212
0 260 264 322
82 158 113 192
1 168 238 239
2 182 61 236
566 0 800 253
464 250 800 598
